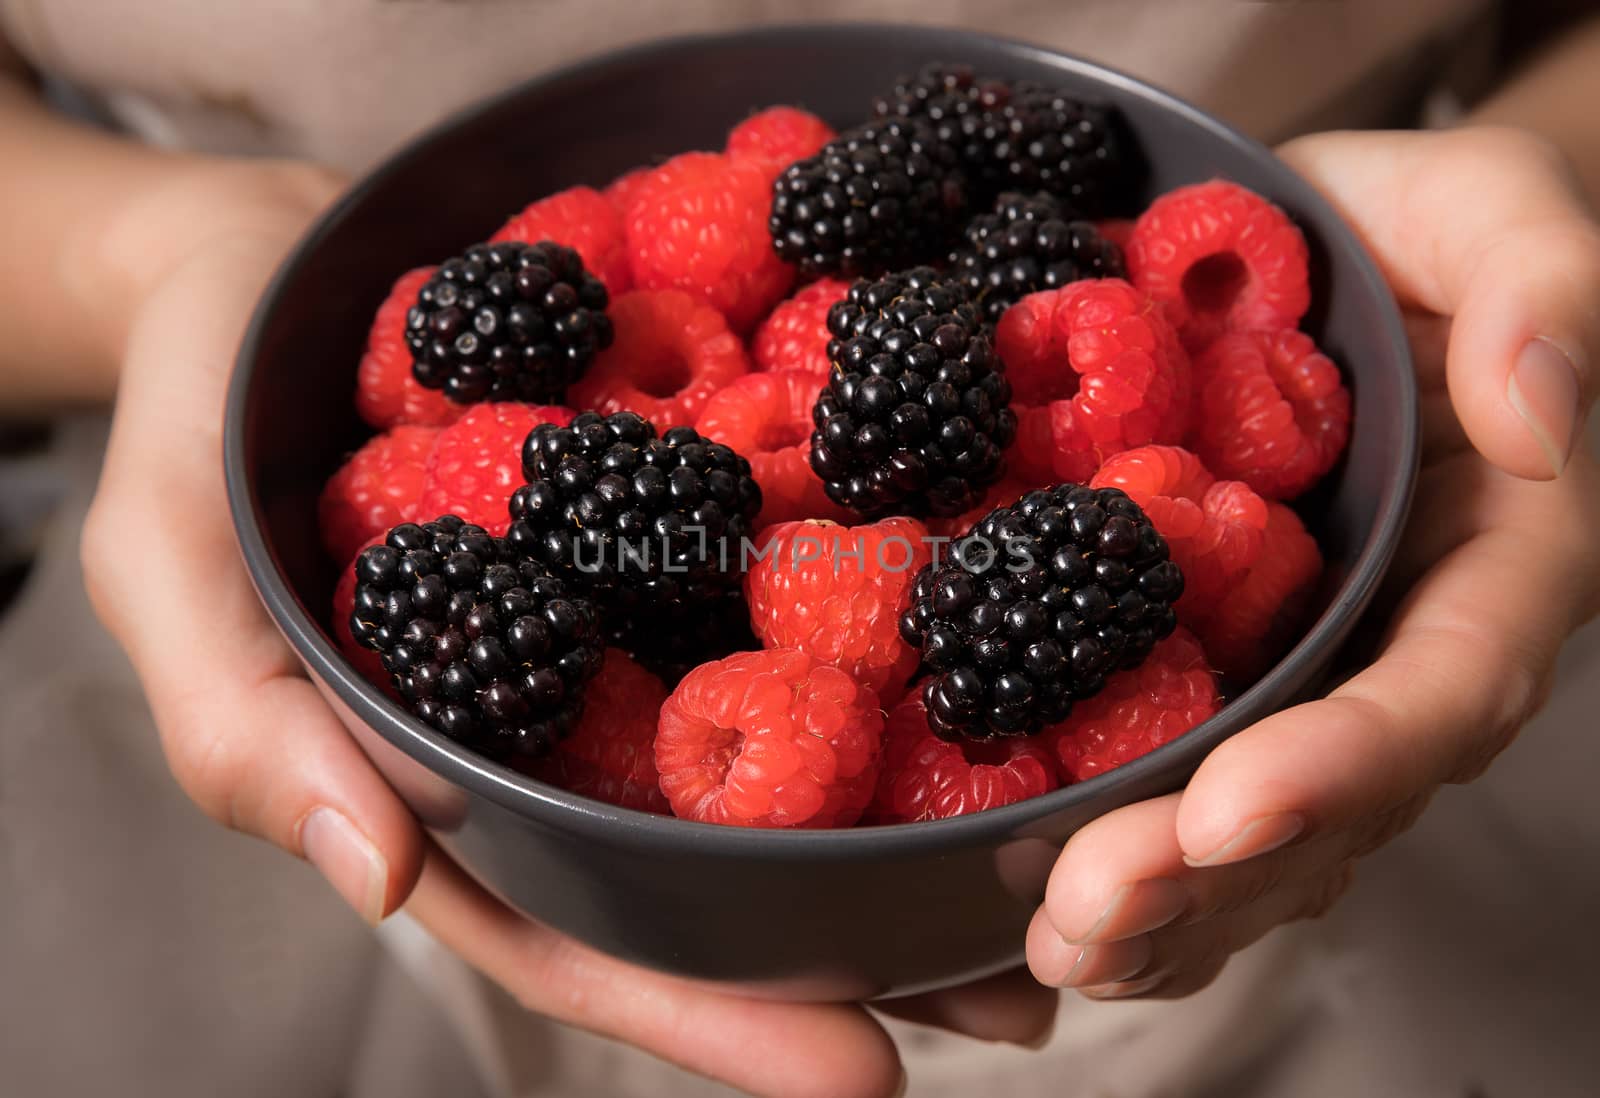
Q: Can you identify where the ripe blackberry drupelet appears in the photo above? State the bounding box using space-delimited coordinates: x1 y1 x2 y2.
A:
349 515 605 760
507 411 762 637
899 484 1183 740
616 590 760 685
978 84 1127 216
406 241 612 404
769 117 971 278
810 268 1016 518
950 192 1126 322
871 64 1011 170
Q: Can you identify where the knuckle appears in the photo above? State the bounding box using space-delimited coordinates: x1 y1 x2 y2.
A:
157 710 241 828
1453 125 1570 181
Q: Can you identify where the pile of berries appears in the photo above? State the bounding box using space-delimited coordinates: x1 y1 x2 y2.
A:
323 72 1350 829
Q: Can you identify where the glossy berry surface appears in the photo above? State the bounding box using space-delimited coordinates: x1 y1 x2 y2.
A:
810 268 1016 517
489 185 633 294
655 648 884 828
745 517 932 702
355 266 464 429
871 691 1057 822
407 241 612 405
349 516 604 760
900 484 1182 739
976 83 1127 215
949 191 1125 322
1047 627 1220 782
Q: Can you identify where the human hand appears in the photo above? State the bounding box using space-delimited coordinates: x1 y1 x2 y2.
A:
80 160 1054 1097
1027 127 1600 999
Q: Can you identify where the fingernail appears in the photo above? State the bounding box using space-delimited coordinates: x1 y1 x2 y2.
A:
1184 812 1305 868
1060 936 1153 988
1508 337 1582 477
1063 878 1189 943
1079 970 1169 1000
301 807 388 925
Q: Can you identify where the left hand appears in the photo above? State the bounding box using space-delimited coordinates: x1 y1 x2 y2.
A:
1026 127 1600 999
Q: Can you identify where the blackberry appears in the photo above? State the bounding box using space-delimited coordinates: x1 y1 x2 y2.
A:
406 241 612 404
616 590 760 686
506 411 762 635
898 485 1182 740
977 84 1128 216
809 268 1015 518
769 117 971 278
870 63 1010 170
950 191 1126 322
349 515 604 760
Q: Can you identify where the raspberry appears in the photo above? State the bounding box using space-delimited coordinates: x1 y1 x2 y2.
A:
745 517 932 701
870 691 1057 823
319 425 439 564
603 165 655 217
623 152 795 333
1191 329 1352 500
349 517 605 760
490 185 633 295
726 106 837 180
1196 501 1322 679
355 266 464 430
406 242 611 405
1047 627 1220 782
415 403 574 536
750 277 853 378
900 484 1182 739
529 648 670 814
567 290 750 428
995 280 1192 483
1091 446 1268 624
694 370 850 528
655 648 884 828
1126 181 1310 351
331 536 397 697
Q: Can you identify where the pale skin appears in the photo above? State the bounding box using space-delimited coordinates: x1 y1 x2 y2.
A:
4 15 1599 1098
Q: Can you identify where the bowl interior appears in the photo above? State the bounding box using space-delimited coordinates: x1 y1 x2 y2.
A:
227 24 1415 848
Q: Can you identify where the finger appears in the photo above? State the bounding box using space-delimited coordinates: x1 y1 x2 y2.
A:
1036 794 1408 950
1280 127 1600 479
1173 456 1600 868
1074 865 1355 1001
408 846 907 1098
83 237 424 921
874 967 1059 1047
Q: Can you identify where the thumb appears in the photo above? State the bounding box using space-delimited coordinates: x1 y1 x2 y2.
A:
1279 127 1600 479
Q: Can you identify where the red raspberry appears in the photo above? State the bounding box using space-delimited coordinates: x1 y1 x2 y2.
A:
750 277 853 378
489 185 633 294
655 648 884 828
1197 501 1323 679
331 537 397 698
318 425 438 563
1126 180 1310 351
1191 329 1351 500
694 370 848 527
996 280 1192 483
529 648 670 814
623 152 796 333
1090 445 1268 624
1047 627 1220 783
603 165 655 218
569 290 750 428
415 403 574 536
745 517 931 702
726 106 837 180
870 692 1058 823
354 267 465 430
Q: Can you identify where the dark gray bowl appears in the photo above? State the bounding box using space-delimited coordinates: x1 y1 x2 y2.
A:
224 24 1416 1000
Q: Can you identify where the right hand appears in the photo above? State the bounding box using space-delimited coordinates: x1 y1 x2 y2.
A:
81 159 1057 1097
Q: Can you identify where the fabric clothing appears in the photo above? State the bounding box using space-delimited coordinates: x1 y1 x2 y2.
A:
2 3 1596 1097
